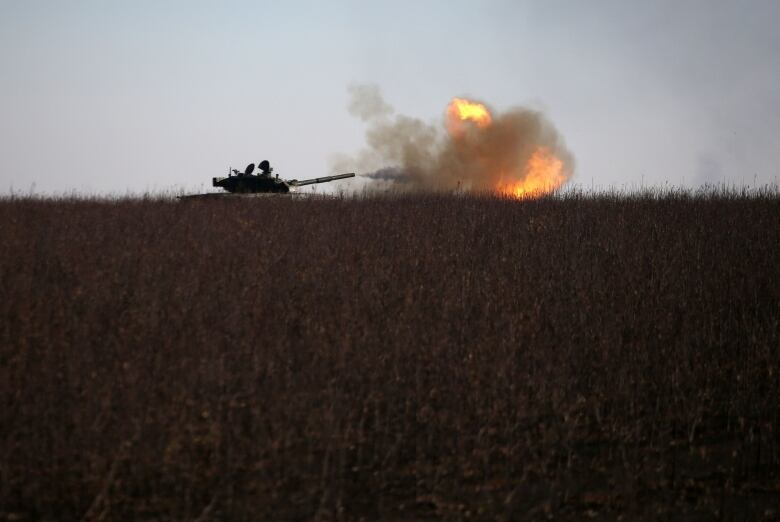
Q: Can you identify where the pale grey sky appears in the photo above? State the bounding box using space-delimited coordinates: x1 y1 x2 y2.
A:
1 0 778 194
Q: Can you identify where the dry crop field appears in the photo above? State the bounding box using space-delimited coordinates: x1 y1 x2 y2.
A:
1 191 779 521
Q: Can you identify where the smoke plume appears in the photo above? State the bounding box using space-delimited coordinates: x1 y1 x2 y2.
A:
338 85 575 196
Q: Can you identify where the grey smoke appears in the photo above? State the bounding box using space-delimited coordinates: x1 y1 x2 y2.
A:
347 84 394 122
363 167 411 183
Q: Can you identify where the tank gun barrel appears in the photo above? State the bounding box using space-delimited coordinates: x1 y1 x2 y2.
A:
291 173 355 187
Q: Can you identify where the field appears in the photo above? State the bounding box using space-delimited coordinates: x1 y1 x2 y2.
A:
1 191 779 521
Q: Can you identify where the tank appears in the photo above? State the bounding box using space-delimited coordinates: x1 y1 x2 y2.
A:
212 162 355 194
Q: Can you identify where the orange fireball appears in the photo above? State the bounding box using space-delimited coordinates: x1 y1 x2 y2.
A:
447 97 492 134
448 98 492 126
446 97 566 198
498 148 565 198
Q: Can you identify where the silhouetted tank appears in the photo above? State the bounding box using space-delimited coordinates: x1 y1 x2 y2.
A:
212 162 355 194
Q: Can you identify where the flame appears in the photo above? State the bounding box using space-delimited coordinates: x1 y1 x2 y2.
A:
498 147 565 198
447 97 492 132
446 97 566 198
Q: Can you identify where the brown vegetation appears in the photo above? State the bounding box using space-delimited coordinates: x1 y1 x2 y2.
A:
1 191 779 520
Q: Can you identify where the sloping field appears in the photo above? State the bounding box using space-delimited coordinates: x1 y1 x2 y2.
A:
1 192 778 520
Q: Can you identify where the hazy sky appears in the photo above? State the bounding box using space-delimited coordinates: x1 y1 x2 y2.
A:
1 0 778 194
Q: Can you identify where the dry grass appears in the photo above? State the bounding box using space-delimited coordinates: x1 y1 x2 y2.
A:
1 190 778 520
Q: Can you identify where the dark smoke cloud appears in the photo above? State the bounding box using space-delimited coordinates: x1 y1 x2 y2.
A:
338 85 575 194
363 167 411 183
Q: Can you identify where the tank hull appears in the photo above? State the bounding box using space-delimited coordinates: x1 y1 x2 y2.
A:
213 175 291 193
